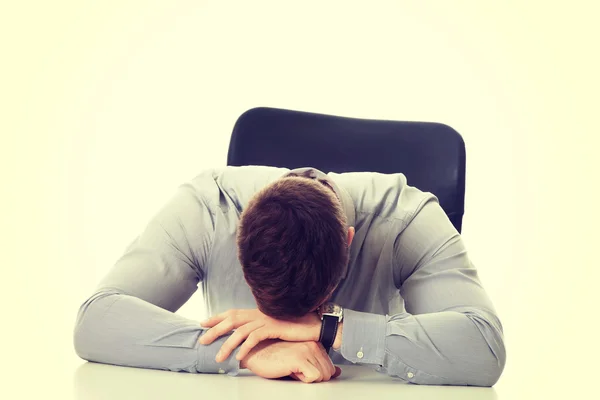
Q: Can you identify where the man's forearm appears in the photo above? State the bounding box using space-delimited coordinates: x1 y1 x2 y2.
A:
74 290 240 374
337 308 505 386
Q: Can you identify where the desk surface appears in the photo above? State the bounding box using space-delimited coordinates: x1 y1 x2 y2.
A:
73 363 497 400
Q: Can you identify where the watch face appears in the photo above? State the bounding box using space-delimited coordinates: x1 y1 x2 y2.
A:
320 303 343 317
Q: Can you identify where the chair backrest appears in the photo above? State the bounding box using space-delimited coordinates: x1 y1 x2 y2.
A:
227 107 466 232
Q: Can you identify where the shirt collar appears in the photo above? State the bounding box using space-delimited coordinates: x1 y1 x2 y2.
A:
281 167 356 278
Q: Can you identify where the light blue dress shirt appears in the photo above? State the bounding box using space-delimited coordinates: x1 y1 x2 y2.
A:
74 166 506 386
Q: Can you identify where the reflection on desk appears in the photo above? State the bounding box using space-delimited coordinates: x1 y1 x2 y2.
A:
73 362 497 400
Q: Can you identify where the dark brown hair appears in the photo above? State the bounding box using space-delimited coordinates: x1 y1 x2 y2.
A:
237 176 348 319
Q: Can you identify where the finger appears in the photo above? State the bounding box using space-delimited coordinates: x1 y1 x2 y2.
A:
289 373 301 381
200 316 222 328
332 366 342 379
297 360 321 383
236 328 274 361
316 343 335 378
311 352 332 382
301 351 325 383
200 311 231 328
216 320 264 362
201 308 256 328
311 342 334 380
199 318 238 345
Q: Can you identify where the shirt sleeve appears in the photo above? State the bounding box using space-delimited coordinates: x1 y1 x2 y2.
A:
73 178 241 375
338 197 506 386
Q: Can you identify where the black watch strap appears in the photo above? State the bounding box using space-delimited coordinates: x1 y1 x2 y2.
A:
319 315 339 354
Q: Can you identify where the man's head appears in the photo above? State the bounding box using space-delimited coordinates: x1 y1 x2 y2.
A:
237 175 354 320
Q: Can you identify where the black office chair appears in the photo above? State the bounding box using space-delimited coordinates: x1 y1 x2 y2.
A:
227 107 466 233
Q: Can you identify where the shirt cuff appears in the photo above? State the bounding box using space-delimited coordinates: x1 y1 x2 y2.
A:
340 309 386 366
196 333 241 376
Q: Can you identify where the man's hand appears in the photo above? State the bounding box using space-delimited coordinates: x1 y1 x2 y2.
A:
198 309 321 362
240 339 341 383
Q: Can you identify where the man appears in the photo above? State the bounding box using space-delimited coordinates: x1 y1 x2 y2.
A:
74 166 506 385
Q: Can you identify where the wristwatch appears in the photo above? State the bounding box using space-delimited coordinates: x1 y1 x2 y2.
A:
318 303 343 353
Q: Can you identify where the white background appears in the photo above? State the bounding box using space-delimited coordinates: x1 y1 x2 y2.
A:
2 1 599 398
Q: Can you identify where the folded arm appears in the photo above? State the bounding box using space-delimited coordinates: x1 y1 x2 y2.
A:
336 199 506 386
74 180 241 374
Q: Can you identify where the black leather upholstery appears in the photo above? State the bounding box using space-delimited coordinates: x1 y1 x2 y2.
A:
227 107 466 232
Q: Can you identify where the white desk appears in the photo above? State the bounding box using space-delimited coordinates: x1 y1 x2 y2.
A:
73 363 497 400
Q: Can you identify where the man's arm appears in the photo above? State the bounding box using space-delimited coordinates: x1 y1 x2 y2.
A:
74 178 241 374
335 198 506 386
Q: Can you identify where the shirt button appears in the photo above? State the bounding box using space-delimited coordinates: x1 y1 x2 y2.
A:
218 368 225 374
407 372 414 378
357 351 364 359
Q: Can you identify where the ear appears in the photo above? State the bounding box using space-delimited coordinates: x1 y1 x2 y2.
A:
347 226 355 247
